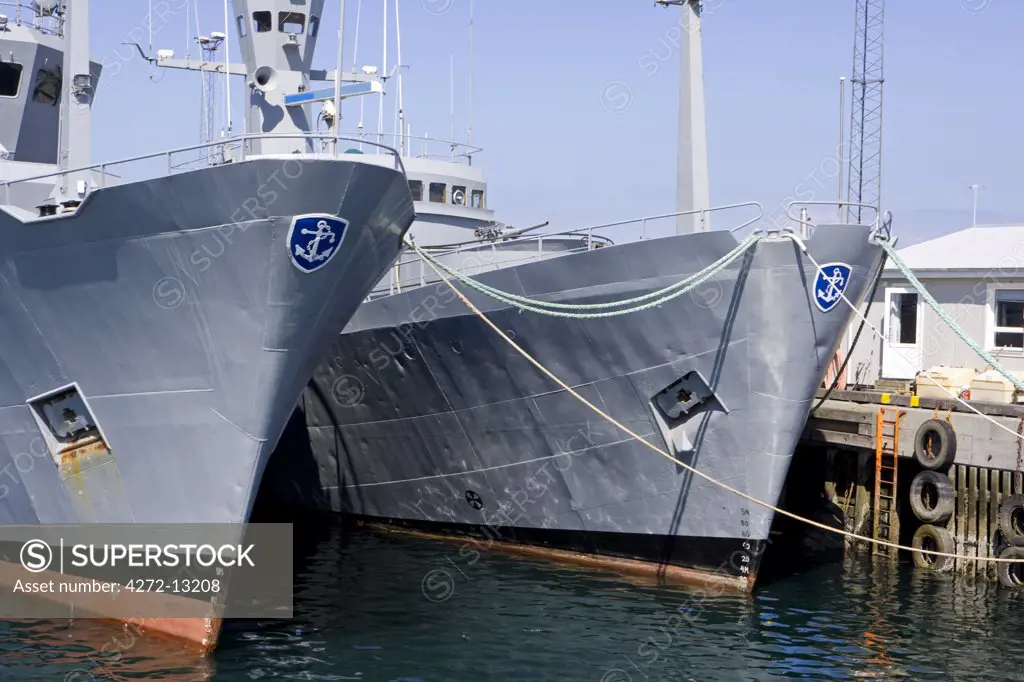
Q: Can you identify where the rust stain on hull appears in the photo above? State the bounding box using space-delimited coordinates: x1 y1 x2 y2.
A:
360 521 756 592
0 560 223 653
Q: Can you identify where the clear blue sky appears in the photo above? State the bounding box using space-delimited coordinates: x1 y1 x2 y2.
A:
90 1 1024 243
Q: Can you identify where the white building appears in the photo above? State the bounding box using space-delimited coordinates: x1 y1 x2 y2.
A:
846 224 1024 386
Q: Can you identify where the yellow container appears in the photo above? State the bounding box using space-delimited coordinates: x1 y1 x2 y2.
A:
969 370 1018 404
916 366 977 400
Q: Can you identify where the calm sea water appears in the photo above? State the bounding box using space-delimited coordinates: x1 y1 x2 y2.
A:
3 520 1024 681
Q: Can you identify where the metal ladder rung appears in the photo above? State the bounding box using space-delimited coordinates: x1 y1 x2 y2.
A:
873 407 903 558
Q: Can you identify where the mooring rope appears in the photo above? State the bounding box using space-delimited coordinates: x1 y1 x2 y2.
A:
881 240 1024 392
404 235 1024 564
782 232 1024 447
406 233 761 318
811 250 888 413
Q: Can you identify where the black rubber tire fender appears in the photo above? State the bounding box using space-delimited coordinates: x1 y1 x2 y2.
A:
913 419 957 471
998 494 1024 547
911 524 955 571
996 545 1024 589
909 470 955 524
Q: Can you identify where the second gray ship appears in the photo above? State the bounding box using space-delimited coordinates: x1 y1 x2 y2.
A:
267 1 886 587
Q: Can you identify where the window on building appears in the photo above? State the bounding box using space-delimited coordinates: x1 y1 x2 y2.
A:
32 66 60 105
253 11 271 33
236 15 248 37
994 290 1024 349
279 12 305 34
451 185 467 206
471 189 484 209
887 292 918 345
308 16 320 37
429 182 446 204
0 62 23 98
408 180 423 202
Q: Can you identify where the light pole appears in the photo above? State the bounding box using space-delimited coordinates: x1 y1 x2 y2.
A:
968 184 981 227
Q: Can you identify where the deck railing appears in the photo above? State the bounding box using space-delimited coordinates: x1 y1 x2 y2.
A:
1 2 64 36
374 201 765 298
1 133 406 208
348 133 484 164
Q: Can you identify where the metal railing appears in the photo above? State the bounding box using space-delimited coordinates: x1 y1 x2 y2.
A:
1 2 64 36
784 200 880 236
0 133 406 208
375 201 764 298
349 132 484 164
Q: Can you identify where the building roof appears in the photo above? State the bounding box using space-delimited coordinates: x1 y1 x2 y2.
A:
884 224 1024 272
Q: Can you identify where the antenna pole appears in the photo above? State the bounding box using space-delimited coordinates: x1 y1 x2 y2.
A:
449 53 455 161
184 0 190 59
467 0 474 164
335 0 346 143
223 0 231 137
394 0 404 156
969 184 981 227
838 75 845 218
352 0 362 71
377 0 387 152
353 0 364 146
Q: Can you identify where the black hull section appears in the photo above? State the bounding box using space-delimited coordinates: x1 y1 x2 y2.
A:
359 514 765 585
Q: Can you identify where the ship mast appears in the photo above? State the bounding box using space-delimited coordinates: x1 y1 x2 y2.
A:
52 0 95 207
656 0 710 234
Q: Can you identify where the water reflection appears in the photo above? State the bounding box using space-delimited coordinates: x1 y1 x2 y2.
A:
2 522 1024 681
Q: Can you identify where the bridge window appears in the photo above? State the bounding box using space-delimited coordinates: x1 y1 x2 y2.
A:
0 62 23 98
279 12 305 34
309 16 320 37
429 182 446 204
236 15 248 38
409 180 423 201
451 186 467 206
471 189 484 209
253 11 271 32
32 66 60 105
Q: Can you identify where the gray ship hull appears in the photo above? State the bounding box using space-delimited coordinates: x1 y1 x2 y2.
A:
0 156 414 526
271 224 881 585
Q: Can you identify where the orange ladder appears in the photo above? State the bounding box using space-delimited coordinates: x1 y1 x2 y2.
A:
872 407 905 558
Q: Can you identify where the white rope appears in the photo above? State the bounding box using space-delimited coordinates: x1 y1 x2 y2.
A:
403 233 760 318
783 232 1024 445
882 240 1024 392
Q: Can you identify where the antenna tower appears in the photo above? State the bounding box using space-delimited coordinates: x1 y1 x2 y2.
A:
846 0 885 224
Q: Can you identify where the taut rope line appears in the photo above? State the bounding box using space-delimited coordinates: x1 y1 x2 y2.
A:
404 235 1024 565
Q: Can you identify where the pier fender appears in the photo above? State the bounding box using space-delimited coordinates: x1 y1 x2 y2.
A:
911 524 955 572
996 545 1024 588
997 494 1024 547
912 419 957 471
908 471 955 524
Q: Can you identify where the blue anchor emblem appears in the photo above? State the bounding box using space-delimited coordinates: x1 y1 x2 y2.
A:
813 262 852 313
287 214 348 273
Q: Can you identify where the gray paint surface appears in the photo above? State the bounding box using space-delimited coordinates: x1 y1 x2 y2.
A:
0 156 414 525
277 224 882 579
